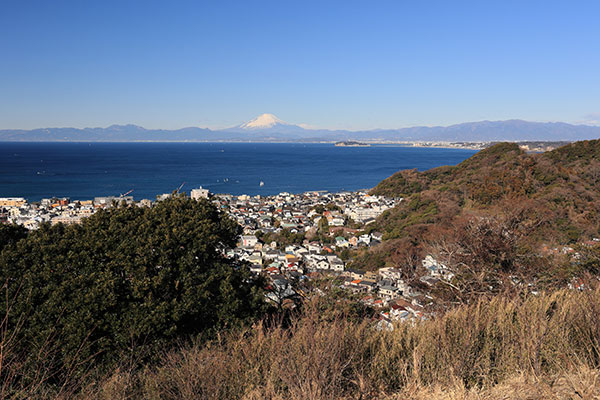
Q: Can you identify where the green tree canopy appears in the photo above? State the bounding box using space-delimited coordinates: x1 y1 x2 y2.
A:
0 196 266 380
0 223 27 253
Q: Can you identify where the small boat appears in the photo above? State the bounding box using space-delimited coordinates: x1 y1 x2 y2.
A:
259 181 265 187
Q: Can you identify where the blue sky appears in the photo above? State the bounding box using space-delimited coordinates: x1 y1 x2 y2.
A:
1 0 599 130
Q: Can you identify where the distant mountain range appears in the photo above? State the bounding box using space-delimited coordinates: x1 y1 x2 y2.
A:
1 114 599 142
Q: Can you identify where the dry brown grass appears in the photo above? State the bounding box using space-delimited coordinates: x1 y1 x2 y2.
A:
77 287 600 400
4 286 600 399
386 366 600 399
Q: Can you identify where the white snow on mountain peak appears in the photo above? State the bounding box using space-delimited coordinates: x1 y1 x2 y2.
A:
239 113 289 129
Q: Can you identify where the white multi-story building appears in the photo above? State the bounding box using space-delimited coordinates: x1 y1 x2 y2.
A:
191 187 210 200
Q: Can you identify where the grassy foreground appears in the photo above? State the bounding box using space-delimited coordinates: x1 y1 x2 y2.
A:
14 285 593 399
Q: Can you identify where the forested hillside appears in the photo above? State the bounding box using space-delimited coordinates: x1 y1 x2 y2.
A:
353 140 600 304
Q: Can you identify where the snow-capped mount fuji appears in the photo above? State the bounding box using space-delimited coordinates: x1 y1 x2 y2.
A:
228 113 308 134
239 113 290 130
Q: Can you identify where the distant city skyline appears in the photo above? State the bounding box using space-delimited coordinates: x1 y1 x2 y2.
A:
1 1 599 130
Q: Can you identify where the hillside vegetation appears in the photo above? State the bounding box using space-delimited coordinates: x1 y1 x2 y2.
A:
372 140 600 240
349 140 600 304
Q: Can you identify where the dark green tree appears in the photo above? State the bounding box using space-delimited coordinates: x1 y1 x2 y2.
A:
0 223 27 253
0 196 266 382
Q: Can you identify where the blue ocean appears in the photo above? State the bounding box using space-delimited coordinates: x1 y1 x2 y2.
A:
0 143 477 201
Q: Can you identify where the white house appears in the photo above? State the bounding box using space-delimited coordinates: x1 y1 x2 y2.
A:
379 285 401 300
327 255 345 272
422 255 455 281
241 235 259 248
330 217 345 226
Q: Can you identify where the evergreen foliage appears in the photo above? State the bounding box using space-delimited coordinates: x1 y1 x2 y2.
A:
0 196 266 383
0 223 27 253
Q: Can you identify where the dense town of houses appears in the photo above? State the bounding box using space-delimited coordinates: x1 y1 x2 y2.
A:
0 189 460 326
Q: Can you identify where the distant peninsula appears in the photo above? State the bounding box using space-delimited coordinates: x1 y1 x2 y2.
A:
334 141 371 147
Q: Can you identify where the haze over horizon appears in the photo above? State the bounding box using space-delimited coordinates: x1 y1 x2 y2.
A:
1 1 599 131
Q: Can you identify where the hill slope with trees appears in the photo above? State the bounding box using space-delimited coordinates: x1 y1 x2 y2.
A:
351 140 600 303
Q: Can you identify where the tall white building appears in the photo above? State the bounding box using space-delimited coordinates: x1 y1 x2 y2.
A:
191 187 210 200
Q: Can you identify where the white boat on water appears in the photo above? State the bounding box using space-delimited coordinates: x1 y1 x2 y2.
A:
259 181 264 187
